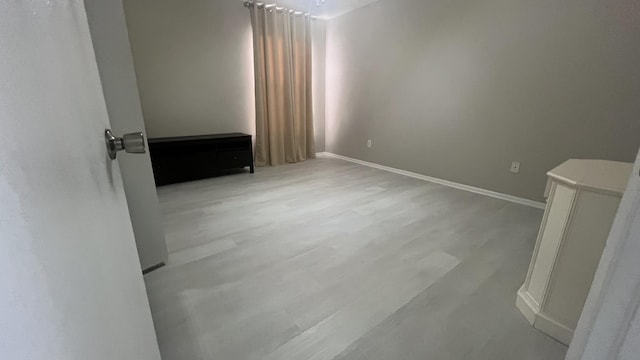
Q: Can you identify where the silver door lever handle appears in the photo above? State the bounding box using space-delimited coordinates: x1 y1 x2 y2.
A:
105 129 146 159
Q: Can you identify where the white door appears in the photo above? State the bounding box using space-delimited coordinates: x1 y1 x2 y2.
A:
0 2 161 359
84 0 168 271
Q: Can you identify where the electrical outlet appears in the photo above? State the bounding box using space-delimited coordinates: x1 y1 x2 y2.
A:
367 139 372 148
510 161 521 174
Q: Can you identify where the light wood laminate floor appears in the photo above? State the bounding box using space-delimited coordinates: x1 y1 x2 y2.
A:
146 158 567 360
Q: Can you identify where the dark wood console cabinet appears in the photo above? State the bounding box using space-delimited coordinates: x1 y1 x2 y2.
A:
148 133 254 186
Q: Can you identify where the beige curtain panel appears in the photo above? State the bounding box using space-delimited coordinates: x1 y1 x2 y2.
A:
249 4 315 166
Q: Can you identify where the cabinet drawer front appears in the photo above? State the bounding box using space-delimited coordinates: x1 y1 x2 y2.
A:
218 150 252 168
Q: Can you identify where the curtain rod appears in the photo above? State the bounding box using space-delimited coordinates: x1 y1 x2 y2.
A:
243 1 319 19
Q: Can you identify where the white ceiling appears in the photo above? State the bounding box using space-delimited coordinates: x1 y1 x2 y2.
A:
259 0 382 19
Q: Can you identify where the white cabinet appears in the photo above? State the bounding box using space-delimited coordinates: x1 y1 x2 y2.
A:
516 159 633 345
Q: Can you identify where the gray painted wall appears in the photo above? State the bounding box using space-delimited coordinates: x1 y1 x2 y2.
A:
123 0 326 151
85 0 168 270
326 0 640 201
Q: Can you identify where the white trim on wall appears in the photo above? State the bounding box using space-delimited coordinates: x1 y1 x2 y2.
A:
316 152 546 209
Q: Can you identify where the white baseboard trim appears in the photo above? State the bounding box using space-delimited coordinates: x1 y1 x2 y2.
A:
516 287 573 345
535 310 574 346
316 152 545 209
516 286 538 324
